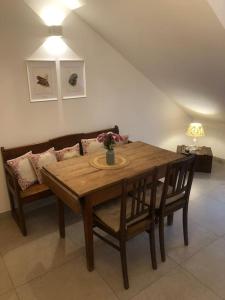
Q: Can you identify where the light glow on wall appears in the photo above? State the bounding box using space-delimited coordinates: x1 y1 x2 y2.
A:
176 96 219 117
43 36 67 56
41 5 66 26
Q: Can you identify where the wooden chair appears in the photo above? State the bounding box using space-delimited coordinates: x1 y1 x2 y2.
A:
155 155 196 262
93 168 158 289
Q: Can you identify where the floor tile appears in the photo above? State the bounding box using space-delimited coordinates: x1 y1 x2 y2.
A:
183 238 225 298
0 256 13 296
16 256 118 300
3 231 82 286
131 267 220 300
189 196 225 236
164 212 217 264
66 219 106 248
94 234 178 300
0 291 18 300
0 203 77 256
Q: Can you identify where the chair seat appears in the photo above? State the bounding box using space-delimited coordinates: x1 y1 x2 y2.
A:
20 183 51 199
94 182 185 233
155 182 185 208
94 198 149 232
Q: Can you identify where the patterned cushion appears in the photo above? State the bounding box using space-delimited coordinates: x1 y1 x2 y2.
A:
81 138 104 155
82 135 129 155
56 144 80 161
7 152 37 191
29 148 57 184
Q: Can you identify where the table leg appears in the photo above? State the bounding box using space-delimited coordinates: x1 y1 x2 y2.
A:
82 199 94 272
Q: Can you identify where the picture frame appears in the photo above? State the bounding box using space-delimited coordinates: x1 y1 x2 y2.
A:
26 60 58 102
60 60 86 100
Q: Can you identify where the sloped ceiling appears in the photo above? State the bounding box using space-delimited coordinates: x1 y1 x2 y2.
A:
76 0 225 123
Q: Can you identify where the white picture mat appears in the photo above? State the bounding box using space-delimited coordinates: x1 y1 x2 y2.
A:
60 60 86 99
26 60 58 102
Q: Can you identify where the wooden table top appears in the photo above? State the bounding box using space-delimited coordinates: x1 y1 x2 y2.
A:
43 142 183 198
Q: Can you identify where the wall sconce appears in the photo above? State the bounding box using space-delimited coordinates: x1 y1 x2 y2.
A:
49 26 63 37
43 25 66 56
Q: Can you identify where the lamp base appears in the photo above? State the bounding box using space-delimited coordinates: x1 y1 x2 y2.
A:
185 145 202 153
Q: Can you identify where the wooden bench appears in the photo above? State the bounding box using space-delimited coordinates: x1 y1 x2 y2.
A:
1 125 119 236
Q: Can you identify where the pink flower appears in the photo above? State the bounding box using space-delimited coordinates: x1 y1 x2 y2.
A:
97 132 125 150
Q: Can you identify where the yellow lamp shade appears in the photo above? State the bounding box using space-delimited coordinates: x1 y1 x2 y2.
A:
186 123 205 137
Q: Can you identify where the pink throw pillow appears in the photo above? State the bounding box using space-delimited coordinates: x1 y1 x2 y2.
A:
7 152 37 191
56 144 80 161
29 148 57 183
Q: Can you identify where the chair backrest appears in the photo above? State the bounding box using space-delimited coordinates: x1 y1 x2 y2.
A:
160 155 196 210
120 167 158 233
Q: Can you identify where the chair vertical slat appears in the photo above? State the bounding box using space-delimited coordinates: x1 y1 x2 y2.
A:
141 178 147 213
136 180 142 214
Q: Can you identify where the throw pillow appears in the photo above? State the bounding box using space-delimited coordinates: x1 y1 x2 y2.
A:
29 148 57 183
56 144 80 161
7 151 37 191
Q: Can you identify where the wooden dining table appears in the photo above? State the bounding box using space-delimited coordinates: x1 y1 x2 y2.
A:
42 141 183 272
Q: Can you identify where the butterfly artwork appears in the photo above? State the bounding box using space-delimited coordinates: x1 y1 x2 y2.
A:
36 75 50 87
27 61 58 102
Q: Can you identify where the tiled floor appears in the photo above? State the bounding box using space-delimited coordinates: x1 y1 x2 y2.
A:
0 159 224 300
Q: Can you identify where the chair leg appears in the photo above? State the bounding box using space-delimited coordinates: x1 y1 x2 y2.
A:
149 226 157 270
167 213 174 226
57 198 65 239
159 217 166 262
183 207 189 246
120 240 129 289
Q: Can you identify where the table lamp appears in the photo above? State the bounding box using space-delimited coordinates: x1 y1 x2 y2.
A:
186 122 205 150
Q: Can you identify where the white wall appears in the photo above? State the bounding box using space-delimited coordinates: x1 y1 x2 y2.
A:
0 0 190 213
200 122 225 159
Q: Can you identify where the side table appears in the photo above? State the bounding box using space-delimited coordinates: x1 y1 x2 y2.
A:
177 145 213 173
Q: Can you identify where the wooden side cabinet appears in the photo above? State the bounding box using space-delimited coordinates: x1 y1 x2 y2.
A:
177 145 213 173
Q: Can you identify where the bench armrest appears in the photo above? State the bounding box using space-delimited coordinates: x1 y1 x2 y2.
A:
4 164 20 198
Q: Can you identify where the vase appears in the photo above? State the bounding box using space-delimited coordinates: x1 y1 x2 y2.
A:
106 149 115 165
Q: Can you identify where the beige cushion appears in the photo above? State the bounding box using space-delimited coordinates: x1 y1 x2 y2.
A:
7 152 37 191
94 198 149 232
155 182 185 208
56 144 80 161
29 148 57 184
81 138 104 155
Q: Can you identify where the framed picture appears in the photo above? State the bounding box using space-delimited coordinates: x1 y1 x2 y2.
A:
26 60 58 102
60 60 86 100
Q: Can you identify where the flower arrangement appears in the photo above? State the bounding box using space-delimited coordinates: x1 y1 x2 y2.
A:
97 132 125 151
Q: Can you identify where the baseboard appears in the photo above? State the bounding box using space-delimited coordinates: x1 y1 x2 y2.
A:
0 210 11 219
214 157 225 164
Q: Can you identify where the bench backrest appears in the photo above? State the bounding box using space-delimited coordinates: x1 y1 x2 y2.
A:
1 125 119 162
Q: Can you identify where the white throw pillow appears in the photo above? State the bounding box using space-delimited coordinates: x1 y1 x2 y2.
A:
81 138 104 155
29 148 57 183
7 151 37 191
56 144 80 161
